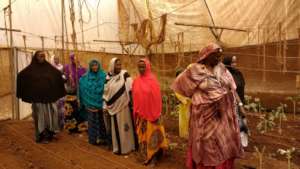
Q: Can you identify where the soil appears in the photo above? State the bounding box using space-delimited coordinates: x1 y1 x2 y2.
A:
0 112 300 169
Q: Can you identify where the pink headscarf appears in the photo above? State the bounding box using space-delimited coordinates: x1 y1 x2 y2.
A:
197 43 222 63
132 58 162 122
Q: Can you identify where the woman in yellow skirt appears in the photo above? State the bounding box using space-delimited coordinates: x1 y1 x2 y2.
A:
132 59 168 166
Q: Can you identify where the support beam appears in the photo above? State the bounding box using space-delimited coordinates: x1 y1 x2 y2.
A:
93 39 137 45
175 22 248 32
0 27 21 32
7 0 19 120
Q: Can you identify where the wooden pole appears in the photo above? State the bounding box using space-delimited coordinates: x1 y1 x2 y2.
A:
61 0 65 63
40 36 45 51
8 0 18 120
175 22 248 32
262 28 266 82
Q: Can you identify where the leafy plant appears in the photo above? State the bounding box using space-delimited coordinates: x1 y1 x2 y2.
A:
274 103 288 135
245 95 252 105
286 96 300 120
244 96 263 113
277 147 296 169
257 111 276 134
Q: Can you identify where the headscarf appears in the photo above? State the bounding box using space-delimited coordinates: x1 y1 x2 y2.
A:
103 57 132 115
79 59 106 109
223 56 246 103
132 59 162 122
171 43 228 104
197 43 222 63
64 53 86 90
50 55 63 73
17 51 66 103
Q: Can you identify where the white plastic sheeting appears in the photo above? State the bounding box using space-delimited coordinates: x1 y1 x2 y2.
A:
16 49 32 119
0 0 127 53
122 0 300 52
0 0 300 54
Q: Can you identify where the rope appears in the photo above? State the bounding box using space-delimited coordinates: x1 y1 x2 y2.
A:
96 0 101 37
69 0 78 50
78 0 86 50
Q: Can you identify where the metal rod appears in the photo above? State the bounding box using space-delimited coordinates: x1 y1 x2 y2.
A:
175 22 247 32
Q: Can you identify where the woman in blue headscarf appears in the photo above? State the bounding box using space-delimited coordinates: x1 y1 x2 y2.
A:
79 59 108 145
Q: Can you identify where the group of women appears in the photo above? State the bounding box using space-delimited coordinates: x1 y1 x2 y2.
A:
78 57 168 166
17 42 247 169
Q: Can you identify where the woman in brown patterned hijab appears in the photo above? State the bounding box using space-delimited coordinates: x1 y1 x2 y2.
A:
172 43 243 169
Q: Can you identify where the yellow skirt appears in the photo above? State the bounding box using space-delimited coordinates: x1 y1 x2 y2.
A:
175 93 190 139
136 117 168 164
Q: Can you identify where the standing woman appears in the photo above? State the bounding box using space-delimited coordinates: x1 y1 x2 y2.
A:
64 53 87 133
17 51 66 143
223 55 249 147
103 57 137 154
172 43 243 169
79 59 108 145
132 58 168 166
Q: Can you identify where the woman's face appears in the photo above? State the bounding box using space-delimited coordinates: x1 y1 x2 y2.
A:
114 59 122 74
205 52 222 67
138 61 146 75
36 52 46 63
91 63 99 73
231 56 237 67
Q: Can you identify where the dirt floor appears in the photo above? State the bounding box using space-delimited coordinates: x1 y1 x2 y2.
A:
0 112 300 169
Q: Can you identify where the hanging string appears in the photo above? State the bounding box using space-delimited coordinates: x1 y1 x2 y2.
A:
78 0 86 50
69 0 78 50
96 0 101 37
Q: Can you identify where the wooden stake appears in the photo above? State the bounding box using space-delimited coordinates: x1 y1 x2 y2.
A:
7 0 19 120
262 28 266 82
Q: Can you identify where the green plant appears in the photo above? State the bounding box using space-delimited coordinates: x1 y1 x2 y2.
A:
244 96 263 113
286 96 300 120
245 95 252 105
274 103 288 135
257 111 276 134
278 147 296 169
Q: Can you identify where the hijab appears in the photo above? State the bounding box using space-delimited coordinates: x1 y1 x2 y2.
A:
103 57 132 115
17 51 66 103
223 56 245 103
64 53 86 90
50 55 63 72
79 59 106 109
132 58 162 122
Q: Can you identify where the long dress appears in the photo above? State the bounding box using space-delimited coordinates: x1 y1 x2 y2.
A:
172 63 243 169
17 52 66 142
51 57 65 130
103 58 136 154
132 58 168 164
79 59 108 145
64 54 87 133
175 92 190 139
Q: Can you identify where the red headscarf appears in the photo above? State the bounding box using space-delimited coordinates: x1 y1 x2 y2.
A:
132 58 162 122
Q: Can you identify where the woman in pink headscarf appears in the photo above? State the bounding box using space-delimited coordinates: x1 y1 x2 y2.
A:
132 58 168 167
172 43 243 169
